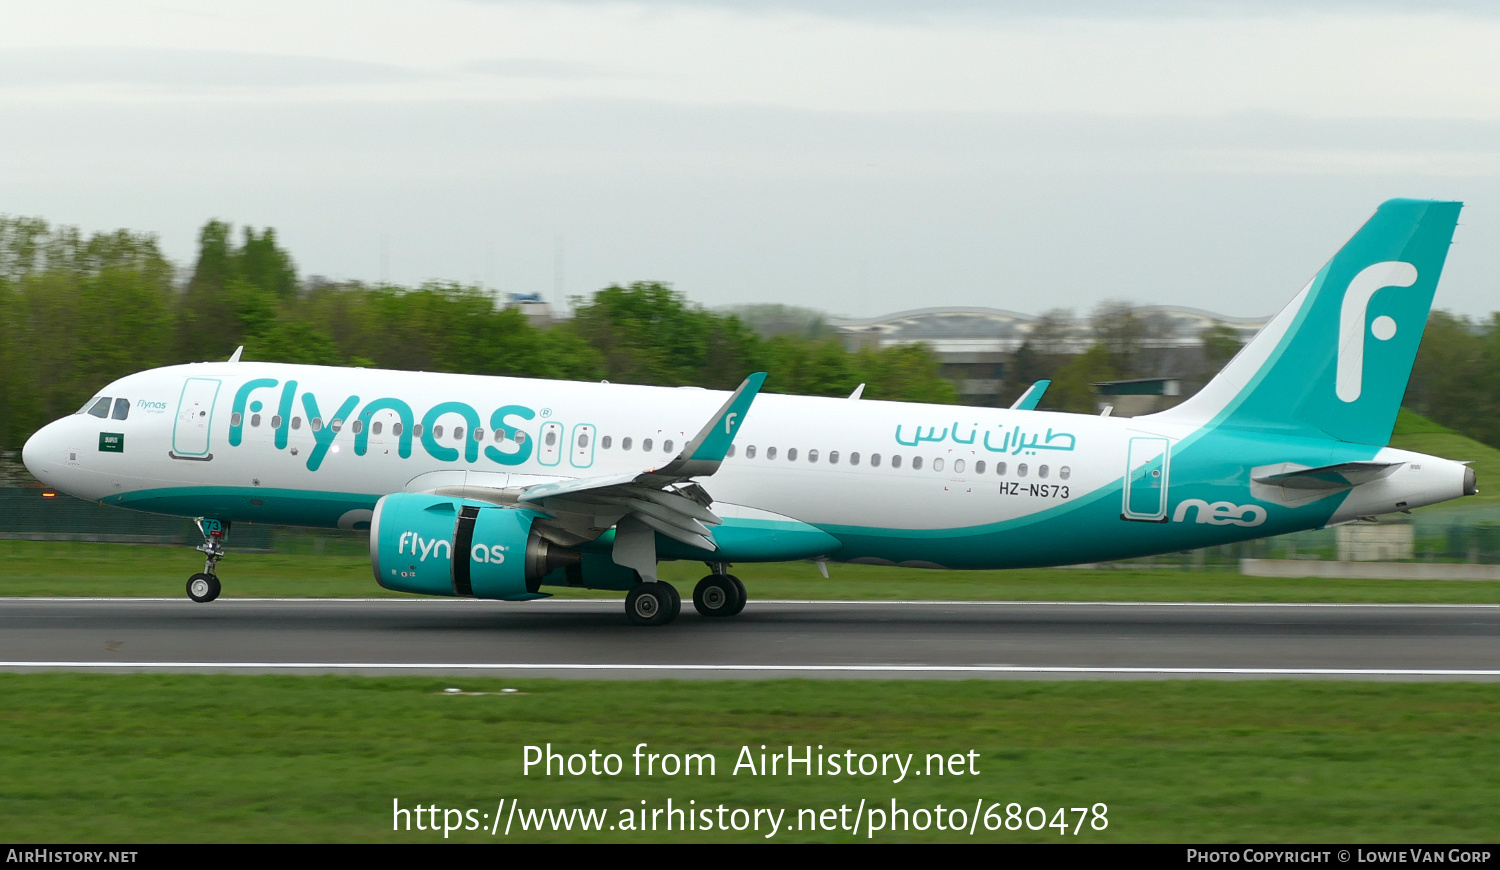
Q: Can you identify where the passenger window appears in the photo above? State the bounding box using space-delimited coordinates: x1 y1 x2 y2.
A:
829 451 839 464
112 398 130 420
454 427 464 441
272 415 283 429
413 424 424 437
291 417 302 430
602 435 612 449
88 398 111 418
1039 465 1049 479
544 430 556 446
664 440 674 453
433 425 444 438
934 458 944 472
870 454 880 467
787 448 798 461
848 452 858 466
350 419 361 434
1018 463 1028 477
746 445 756 458
331 419 343 432
514 431 525 443
975 460 985 474
996 461 1006 476
576 432 586 447
766 446 777 459
622 437 632 451
494 430 505 442
911 456 922 470
311 418 324 432
474 428 484 442
372 421 382 435
393 422 403 436
231 412 243 427
891 455 902 468
953 459 963 473
808 449 819 463
251 414 261 427
1060 466 1071 480
727 444 735 457
643 438 653 452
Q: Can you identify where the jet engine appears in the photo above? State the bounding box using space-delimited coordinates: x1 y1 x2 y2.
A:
370 493 579 600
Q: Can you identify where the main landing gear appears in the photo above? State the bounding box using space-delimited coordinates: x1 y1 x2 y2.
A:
625 581 681 626
186 518 228 603
622 563 747 626
693 562 746 618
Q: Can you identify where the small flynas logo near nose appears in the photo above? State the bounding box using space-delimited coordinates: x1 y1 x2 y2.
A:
1336 261 1417 403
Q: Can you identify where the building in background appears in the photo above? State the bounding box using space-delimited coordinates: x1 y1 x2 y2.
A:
506 292 555 328
831 306 1269 410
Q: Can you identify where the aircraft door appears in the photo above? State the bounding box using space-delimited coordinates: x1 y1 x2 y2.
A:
538 421 563 467
1122 436 1170 521
570 424 596 469
172 377 221 460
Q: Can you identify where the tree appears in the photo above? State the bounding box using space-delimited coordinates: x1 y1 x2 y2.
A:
1090 300 1143 378
1046 344 1117 413
176 221 299 362
1199 323 1242 371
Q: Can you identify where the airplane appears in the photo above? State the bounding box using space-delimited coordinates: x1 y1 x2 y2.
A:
21 199 1475 625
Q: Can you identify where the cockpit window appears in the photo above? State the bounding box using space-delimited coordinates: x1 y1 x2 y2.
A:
87 398 112 418
111 398 130 420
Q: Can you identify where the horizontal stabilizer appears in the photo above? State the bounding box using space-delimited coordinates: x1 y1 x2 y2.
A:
1253 461 1403 490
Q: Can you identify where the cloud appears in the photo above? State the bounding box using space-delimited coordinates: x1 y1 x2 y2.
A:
0 47 421 91
461 58 613 80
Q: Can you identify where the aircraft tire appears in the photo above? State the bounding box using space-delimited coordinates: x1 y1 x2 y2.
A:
693 575 741 618
187 573 221 603
663 581 681 622
726 575 747 616
625 582 677 626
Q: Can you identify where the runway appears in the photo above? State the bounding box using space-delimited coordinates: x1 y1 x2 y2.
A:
2 598 1500 680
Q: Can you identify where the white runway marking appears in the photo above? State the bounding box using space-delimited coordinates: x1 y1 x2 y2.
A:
5 661 1500 677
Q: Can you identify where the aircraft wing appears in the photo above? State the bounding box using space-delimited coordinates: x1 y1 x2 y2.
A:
1010 380 1050 411
430 372 766 579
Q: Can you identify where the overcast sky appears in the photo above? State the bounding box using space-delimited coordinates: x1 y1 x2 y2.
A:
4 0 1500 319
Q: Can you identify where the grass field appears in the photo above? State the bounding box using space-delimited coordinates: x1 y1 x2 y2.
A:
1 674 1495 843
3 539 1500 603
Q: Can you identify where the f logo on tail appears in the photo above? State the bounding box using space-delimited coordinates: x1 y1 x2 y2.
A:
1336 261 1418 403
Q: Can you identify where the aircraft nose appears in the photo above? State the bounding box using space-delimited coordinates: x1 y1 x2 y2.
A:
22 420 61 485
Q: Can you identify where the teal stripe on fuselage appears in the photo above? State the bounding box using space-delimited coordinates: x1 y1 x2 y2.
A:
100 486 380 529
100 411 1369 569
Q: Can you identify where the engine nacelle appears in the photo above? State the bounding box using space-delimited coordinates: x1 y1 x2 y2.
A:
370 493 578 600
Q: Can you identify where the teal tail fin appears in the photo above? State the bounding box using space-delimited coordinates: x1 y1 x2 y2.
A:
1148 199 1461 446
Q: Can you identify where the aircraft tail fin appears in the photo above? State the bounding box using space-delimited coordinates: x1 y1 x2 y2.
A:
1145 199 1461 446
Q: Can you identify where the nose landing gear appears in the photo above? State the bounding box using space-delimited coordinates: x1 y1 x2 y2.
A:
187 572 221 603
187 518 228 603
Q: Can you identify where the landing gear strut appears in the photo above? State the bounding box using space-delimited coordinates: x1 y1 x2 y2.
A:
625 581 681 626
187 518 228 603
694 562 746 618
